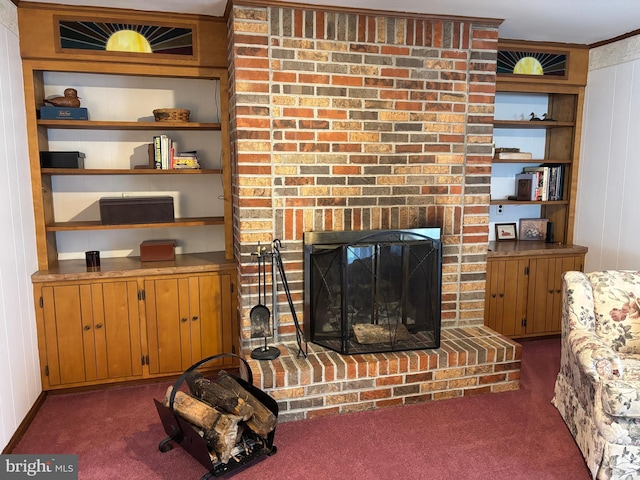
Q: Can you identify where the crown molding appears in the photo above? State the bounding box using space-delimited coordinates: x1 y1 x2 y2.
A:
227 0 503 27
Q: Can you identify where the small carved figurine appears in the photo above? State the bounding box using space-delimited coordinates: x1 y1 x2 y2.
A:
541 113 555 121
529 112 541 121
44 88 81 108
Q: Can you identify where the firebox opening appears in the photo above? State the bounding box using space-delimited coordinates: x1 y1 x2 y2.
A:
303 229 442 355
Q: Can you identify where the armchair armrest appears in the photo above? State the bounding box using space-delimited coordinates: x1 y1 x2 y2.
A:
568 329 624 382
563 270 597 331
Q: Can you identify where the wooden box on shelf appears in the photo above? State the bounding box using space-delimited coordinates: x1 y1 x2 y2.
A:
140 240 176 262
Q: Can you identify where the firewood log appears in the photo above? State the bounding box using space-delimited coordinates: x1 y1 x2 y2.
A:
185 371 254 420
216 370 277 437
162 386 242 463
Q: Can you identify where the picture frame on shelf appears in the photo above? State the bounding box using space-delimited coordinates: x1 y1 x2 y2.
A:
495 223 517 241
519 218 548 241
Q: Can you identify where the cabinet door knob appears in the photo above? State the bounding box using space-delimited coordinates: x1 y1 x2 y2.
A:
499 293 504 298
192 316 198 321
95 323 103 329
181 317 188 323
549 289 554 294
556 289 561 294
83 325 91 331
492 294 496 298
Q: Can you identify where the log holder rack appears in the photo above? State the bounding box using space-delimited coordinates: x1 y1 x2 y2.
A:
154 353 278 479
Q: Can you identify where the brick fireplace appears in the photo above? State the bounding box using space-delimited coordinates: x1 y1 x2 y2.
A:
226 2 519 420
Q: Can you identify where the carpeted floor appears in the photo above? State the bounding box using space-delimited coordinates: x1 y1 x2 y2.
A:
13 337 590 479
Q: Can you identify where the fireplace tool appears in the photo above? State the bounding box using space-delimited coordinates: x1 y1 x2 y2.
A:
250 245 280 360
272 239 307 358
154 353 278 479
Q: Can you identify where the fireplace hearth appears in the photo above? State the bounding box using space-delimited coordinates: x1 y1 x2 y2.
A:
303 229 441 354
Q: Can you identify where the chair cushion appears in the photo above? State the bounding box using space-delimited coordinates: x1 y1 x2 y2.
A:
600 355 640 417
589 271 640 354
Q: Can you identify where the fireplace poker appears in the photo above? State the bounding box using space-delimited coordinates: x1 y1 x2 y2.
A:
272 239 307 358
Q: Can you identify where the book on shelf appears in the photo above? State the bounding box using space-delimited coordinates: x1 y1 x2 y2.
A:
495 151 533 160
153 135 162 169
518 165 565 201
150 135 201 169
547 164 565 201
172 151 200 169
522 166 549 201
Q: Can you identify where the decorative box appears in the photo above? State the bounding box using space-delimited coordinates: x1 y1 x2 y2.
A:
39 106 89 120
140 240 176 262
99 196 174 225
39 151 85 169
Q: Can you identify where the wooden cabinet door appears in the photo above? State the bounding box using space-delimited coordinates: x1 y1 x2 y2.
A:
548 254 584 333
190 273 234 369
526 255 584 335
145 273 235 375
93 281 143 380
39 284 86 386
37 280 142 387
485 258 528 337
145 278 183 375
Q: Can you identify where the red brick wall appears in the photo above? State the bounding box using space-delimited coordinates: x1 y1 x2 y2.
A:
227 4 498 350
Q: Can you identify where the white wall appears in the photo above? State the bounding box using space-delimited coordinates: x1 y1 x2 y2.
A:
575 35 640 271
0 0 42 450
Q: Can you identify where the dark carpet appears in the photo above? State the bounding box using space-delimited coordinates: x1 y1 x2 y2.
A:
13 337 590 479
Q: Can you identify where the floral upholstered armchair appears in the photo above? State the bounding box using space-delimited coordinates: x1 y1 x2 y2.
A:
553 270 640 480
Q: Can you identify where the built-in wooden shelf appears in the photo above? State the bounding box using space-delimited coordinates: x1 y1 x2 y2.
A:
491 158 572 164
493 119 574 128
41 168 223 175
46 217 224 232
490 199 569 205
31 251 235 282
488 240 588 258
37 120 222 130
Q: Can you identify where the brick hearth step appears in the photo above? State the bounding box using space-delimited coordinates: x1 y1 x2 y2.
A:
245 326 521 422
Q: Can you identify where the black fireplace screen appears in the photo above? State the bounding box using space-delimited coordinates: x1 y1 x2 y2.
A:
303 229 441 354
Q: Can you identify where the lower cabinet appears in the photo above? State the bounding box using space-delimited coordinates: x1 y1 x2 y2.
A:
484 246 586 338
144 273 235 375
33 267 237 390
37 280 142 387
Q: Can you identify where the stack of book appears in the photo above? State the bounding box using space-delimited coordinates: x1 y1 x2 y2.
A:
172 151 200 169
494 147 533 160
150 135 201 169
515 165 565 201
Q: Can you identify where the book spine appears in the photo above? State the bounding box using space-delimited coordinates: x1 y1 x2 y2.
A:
153 136 161 169
161 135 169 170
541 166 549 202
548 166 558 200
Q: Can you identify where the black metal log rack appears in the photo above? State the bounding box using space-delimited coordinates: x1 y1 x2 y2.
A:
154 353 278 479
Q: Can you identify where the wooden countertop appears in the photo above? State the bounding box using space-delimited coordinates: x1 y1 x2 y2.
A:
32 251 236 283
488 241 588 258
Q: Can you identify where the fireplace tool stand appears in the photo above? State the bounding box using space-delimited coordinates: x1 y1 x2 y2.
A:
250 245 280 360
154 353 278 479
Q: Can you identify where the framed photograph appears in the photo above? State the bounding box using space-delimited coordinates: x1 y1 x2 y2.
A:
519 218 548 241
495 223 517 241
